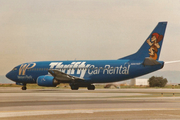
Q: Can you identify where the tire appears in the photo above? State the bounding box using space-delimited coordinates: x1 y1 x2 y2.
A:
71 85 79 90
22 86 27 90
87 85 95 90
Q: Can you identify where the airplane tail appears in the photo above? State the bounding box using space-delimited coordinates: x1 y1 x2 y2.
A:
119 22 167 61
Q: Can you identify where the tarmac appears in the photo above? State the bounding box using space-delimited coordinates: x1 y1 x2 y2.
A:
0 87 180 120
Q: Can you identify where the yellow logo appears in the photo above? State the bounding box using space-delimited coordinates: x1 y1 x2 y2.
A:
19 63 36 75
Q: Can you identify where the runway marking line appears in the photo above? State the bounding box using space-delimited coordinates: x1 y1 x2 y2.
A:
1 108 180 118
159 114 180 118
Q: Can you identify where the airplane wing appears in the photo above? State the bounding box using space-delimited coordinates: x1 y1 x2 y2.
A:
48 69 84 81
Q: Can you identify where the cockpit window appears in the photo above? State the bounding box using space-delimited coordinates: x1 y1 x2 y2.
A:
12 67 17 71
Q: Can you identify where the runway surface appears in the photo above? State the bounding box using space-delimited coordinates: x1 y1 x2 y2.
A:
0 87 180 120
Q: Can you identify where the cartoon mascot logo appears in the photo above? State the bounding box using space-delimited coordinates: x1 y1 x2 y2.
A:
146 33 163 60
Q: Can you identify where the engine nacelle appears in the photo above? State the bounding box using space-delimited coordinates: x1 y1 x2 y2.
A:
37 75 60 87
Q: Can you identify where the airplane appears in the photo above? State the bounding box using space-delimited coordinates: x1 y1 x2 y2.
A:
6 22 167 90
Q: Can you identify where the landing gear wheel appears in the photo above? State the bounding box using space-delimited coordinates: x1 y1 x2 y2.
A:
87 85 95 90
70 85 79 90
21 84 27 90
22 86 27 90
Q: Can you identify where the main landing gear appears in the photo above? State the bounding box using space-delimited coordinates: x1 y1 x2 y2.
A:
21 84 27 90
70 83 95 90
87 85 95 90
70 85 79 90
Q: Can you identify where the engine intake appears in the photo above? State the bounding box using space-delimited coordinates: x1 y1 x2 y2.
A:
37 75 60 87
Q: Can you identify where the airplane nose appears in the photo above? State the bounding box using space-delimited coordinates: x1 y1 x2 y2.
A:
6 71 12 80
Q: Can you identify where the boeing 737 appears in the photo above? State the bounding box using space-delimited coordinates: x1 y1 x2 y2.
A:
6 22 167 90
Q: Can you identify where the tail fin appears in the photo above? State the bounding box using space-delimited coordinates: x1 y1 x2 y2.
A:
119 22 167 61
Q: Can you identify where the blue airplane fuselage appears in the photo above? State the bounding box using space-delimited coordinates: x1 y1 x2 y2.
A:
8 60 164 84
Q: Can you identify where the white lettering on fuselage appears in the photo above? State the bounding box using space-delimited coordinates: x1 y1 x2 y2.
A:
131 63 141 65
17 75 33 79
49 62 130 78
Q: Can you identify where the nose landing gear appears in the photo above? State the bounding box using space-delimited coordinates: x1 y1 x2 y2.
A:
21 84 27 90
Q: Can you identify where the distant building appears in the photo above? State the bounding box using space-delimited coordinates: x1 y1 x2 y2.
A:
130 78 149 86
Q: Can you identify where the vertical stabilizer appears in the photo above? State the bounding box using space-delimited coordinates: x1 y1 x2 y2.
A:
119 22 167 60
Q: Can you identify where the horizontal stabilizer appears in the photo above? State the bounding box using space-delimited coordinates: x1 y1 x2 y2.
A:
143 57 161 66
165 60 180 64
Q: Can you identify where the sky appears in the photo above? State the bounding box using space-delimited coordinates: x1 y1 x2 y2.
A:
1 0 180 76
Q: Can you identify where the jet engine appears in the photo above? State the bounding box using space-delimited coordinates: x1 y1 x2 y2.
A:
37 75 60 87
